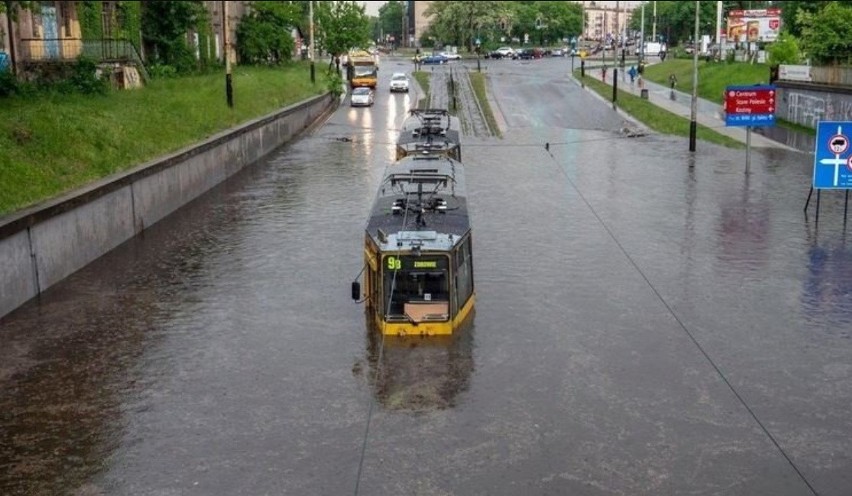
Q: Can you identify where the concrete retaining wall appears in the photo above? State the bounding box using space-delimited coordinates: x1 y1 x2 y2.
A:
776 82 852 129
0 93 334 320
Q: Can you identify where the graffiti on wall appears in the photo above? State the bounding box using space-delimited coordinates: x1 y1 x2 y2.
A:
781 90 852 128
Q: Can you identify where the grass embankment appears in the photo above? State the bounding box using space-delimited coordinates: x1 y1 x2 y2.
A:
642 59 815 135
468 72 501 137
576 71 744 149
0 63 326 216
643 59 769 103
412 71 430 109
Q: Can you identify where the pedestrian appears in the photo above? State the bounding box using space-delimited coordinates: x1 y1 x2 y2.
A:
669 73 678 89
335 56 340 75
602 65 607 82
628 65 637 85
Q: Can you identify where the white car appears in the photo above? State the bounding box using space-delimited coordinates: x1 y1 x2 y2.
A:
389 72 409 93
440 52 461 61
350 87 374 107
495 46 515 58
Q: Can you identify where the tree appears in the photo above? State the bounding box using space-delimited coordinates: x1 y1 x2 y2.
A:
797 1 852 65
780 1 830 38
315 0 371 58
767 30 801 65
236 1 300 65
141 0 208 73
424 1 502 52
533 1 582 46
378 0 404 47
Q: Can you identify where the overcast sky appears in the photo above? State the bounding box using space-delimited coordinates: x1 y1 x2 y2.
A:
360 1 384 17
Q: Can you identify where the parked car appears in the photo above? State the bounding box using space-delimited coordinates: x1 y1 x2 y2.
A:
389 72 409 93
350 87 374 107
495 46 515 58
514 48 542 60
440 52 461 61
421 54 448 64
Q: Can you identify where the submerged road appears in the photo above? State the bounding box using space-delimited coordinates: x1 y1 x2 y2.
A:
1 56 851 495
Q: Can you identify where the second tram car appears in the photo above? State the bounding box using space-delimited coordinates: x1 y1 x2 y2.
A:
395 109 461 161
352 153 474 336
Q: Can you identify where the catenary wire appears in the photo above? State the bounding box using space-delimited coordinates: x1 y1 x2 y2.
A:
541 144 819 496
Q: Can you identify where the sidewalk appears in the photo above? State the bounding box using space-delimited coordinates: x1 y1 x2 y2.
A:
580 64 796 150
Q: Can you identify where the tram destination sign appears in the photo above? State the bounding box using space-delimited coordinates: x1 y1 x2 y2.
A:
385 255 448 271
724 85 776 127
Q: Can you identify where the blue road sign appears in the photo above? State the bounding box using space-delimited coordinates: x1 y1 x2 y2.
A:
813 121 852 189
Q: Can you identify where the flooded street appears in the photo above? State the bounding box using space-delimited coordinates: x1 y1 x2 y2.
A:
2 56 851 495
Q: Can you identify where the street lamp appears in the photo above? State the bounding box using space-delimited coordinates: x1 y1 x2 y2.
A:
309 0 315 84
689 0 699 152
223 0 233 107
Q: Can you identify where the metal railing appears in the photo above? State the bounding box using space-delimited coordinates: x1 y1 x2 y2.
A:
19 38 148 81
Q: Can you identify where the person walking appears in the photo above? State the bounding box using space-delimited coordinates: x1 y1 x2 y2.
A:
628 65 637 85
669 73 678 89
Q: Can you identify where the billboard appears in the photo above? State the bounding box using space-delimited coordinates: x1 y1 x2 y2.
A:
726 8 782 43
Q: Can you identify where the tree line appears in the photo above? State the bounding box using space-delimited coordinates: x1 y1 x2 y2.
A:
0 1 374 74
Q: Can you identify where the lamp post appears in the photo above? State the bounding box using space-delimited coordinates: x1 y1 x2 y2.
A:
309 0 315 84
640 2 645 67
689 0 699 152
652 1 657 42
223 0 233 107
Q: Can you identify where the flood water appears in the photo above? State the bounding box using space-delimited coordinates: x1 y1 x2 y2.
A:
1 56 851 495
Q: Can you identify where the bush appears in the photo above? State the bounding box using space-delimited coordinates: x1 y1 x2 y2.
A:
0 70 18 97
148 64 179 79
326 72 345 98
63 57 109 95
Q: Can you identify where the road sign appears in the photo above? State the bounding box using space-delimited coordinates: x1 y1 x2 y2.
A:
724 85 776 127
813 121 852 189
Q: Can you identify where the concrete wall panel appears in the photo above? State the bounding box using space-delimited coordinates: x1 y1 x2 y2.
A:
30 186 135 290
0 230 37 319
0 94 334 320
133 164 183 231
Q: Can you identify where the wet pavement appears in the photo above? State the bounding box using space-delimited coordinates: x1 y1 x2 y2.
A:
1 55 851 495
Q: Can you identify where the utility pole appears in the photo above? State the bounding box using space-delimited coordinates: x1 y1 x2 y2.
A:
689 0 699 152
309 0 315 84
613 0 618 107
715 0 723 46
4 0 17 76
640 2 645 67
652 1 657 42
223 0 233 108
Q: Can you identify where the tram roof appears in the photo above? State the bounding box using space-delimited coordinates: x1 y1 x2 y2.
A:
365 155 470 250
397 109 461 151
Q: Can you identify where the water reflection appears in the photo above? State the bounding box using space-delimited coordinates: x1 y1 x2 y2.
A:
355 315 475 412
802 228 852 329
715 173 771 271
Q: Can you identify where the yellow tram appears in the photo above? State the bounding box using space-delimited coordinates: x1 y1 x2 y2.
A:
352 153 474 336
395 109 462 161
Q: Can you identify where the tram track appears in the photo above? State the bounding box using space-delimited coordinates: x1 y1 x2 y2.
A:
426 65 491 138
450 65 492 138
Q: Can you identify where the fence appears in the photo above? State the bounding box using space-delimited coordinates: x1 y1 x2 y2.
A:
18 38 148 81
778 64 852 87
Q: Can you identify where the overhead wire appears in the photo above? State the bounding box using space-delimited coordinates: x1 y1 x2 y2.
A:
352 168 419 496
540 144 819 496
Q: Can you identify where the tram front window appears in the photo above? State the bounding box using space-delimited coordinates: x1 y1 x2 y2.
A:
383 255 449 321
